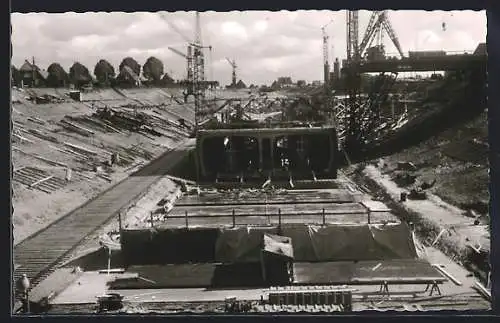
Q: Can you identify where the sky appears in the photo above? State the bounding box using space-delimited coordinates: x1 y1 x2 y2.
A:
11 10 486 86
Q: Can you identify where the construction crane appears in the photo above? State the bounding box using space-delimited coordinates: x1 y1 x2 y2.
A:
346 11 360 62
168 46 194 100
159 11 212 132
358 11 405 60
321 19 334 90
225 58 237 88
343 10 404 155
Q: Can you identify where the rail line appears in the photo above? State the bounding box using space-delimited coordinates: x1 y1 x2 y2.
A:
13 139 194 290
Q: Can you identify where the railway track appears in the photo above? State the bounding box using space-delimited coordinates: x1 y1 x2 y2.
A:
13 139 194 291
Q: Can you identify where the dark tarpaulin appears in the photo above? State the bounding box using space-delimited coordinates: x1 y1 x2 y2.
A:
121 227 220 265
214 227 278 263
283 223 417 261
121 222 417 265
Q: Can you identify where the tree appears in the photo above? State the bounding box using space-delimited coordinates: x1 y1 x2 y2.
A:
47 62 69 88
119 57 141 77
143 56 164 84
94 59 115 87
69 62 92 88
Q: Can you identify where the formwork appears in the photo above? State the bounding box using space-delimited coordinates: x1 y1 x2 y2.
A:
196 126 339 181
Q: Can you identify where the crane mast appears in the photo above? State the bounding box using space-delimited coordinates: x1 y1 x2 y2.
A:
321 19 334 90
322 27 329 89
226 58 237 87
346 11 359 62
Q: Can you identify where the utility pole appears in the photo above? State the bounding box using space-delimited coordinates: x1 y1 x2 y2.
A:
32 56 36 87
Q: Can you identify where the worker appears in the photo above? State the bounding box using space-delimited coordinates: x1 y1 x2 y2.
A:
16 274 30 313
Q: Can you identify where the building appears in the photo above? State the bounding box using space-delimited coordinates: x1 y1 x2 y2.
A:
19 60 48 87
277 77 293 86
474 42 486 56
333 58 340 81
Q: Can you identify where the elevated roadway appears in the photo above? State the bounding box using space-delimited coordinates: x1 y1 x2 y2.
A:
350 54 486 73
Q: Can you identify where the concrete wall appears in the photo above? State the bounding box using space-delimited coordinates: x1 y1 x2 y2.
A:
196 127 339 181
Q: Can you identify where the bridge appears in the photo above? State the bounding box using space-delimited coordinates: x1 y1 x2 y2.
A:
355 53 486 73
342 43 487 74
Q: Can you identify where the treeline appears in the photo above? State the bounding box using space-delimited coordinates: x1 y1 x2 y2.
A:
11 56 178 89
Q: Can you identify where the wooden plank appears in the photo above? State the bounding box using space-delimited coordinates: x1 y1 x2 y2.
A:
36 186 56 194
176 189 355 206
63 142 99 156
12 147 68 167
27 129 60 143
13 133 35 144
20 168 49 179
431 264 462 286
165 175 197 186
49 144 89 159
39 180 63 190
361 200 392 212
474 281 491 301
13 166 27 173
15 171 45 182
350 277 446 284
60 119 95 136
27 116 46 125
13 177 34 186
30 175 54 188
294 260 446 285
83 116 121 133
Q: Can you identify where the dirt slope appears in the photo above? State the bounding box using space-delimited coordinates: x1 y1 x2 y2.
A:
11 87 199 244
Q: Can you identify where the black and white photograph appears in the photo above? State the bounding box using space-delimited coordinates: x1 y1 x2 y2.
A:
11 9 489 314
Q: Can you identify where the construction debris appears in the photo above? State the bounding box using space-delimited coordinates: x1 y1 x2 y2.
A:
408 188 427 200
393 172 417 187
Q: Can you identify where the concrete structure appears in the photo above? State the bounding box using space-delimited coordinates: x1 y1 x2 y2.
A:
195 126 339 181
355 53 486 73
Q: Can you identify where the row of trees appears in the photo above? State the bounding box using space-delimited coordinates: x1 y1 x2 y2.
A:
12 56 172 88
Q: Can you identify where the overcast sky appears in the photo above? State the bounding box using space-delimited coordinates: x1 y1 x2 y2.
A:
11 10 486 85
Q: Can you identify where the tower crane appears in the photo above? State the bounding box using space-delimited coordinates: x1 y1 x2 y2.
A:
225 58 237 88
168 46 194 99
358 11 405 60
321 19 334 89
159 11 213 133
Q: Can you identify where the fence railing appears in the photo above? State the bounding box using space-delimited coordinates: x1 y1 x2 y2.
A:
150 207 397 228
